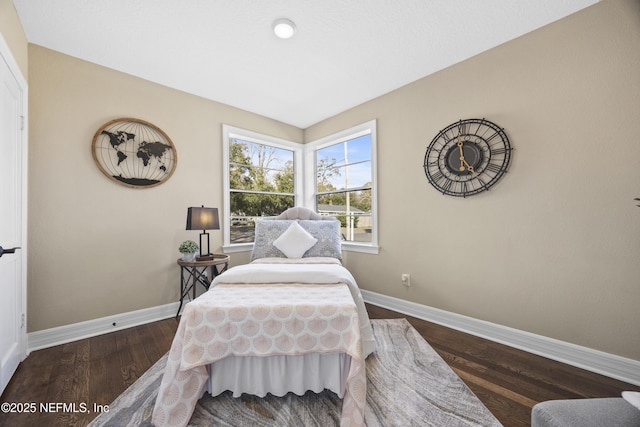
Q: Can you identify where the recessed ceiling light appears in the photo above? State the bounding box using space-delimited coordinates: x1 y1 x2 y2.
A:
273 18 296 39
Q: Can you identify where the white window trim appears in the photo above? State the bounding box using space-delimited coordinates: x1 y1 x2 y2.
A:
304 120 379 254
222 120 378 255
222 125 303 253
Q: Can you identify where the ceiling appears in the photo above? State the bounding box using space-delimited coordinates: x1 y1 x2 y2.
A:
12 0 598 129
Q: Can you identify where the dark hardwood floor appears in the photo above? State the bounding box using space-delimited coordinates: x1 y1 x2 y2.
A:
0 319 179 427
366 305 640 426
1 304 638 427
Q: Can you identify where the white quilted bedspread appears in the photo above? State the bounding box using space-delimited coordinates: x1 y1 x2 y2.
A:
152 282 366 427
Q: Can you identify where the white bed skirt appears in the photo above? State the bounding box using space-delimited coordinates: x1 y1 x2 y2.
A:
205 352 351 399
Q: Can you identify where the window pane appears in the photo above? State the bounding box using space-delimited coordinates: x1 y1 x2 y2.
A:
230 163 294 191
231 192 294 218
230 192 295 243
316 135 371 192
317 161 372 191
317 189 372 243
316 135 371 167
229 216 256 244
230 139 294 192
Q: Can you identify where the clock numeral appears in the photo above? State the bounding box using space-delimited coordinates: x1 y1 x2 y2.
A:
425 160 439 168
484 130 502 143
429 151 443 162
458 120 468 136
475 175 489 191
430 140 446 153
485 162 506 174
440 179 454 194
490 147 508 155
430 170 444 183
443 133 456 146
436 128 453 144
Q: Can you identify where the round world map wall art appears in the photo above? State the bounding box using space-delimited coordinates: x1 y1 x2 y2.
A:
92 118 177 188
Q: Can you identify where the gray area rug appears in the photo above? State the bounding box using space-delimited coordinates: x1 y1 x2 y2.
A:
88 318 502 426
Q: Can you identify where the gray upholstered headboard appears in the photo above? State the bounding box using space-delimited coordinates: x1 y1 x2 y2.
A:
252 207 342 260
267 206 335 221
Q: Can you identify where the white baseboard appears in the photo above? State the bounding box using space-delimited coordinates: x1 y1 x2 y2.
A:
362 290 640 387
27 302 180 353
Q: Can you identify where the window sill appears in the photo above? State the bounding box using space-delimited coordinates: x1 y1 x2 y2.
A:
341 242 380 254
223 243 253 254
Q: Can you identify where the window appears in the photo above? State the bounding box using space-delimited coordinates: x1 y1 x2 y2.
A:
223 126 302 251
223 121 377 254
306 120 378 253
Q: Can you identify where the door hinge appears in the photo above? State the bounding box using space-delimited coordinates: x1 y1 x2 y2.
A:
20 115 25 131
21 313 25 328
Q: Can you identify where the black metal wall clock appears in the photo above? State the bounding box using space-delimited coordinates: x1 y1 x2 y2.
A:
423 118 512 197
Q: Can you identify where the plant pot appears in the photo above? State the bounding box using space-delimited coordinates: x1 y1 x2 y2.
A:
181 252 197 261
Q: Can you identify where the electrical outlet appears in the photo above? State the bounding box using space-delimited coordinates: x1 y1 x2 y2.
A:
401 273 411 287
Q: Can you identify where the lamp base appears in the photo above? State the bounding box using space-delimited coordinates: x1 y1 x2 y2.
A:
196 254 214 261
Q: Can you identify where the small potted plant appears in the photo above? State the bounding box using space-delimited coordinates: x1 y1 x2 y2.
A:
179 240 199 261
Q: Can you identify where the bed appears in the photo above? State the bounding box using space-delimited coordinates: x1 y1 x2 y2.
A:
152 208 376 427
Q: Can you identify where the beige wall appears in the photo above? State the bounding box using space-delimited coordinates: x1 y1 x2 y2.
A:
16 0 640 362
27 45 301 331
307 0 640 360
0 0 28 78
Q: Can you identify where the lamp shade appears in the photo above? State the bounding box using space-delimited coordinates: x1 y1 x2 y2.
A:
186 206 220 231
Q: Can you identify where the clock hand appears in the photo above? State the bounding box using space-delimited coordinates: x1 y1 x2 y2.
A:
457 130 466 172
461 158 479 178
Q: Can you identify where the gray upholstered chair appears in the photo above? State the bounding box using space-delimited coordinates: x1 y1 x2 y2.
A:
532 398 640 427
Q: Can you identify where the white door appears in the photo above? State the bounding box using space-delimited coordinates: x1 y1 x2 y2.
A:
0 36 27 396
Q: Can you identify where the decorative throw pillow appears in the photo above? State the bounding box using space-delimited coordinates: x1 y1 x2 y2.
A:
251 220 296 260
298 220 342 259
273 222 318 258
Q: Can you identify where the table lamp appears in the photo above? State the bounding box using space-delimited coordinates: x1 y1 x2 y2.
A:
186 206 219 261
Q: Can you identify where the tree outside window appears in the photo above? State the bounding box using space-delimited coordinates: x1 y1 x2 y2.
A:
316 134 373 243
228 138 295 243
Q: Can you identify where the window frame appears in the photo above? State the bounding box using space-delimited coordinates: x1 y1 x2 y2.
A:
222 125 303 253
304 120 378 254
222 120 378 254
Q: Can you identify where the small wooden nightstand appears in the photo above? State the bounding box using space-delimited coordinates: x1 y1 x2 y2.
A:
176 254 229 317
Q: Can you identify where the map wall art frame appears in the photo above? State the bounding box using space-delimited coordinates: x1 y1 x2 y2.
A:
92 118 178 188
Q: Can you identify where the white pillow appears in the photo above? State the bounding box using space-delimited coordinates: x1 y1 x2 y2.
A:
273 222 318 258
